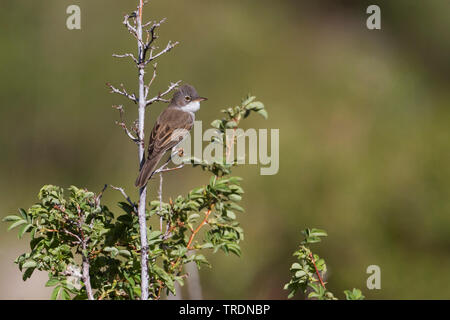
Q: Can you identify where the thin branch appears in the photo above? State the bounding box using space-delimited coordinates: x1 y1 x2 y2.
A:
187 207 213 250
158 173 163 232
112 53 139 65
122 13 138 40
146 81 181 106
62 228 82 243
110 185 138 213
106 82 138 103
95 184 108 207
154 164 184 174
142 18 166 57
153 150 185 175
112 105 140 144
144 40 179 65
309 252 326 289
82 241 95 300
144 63 158 98
136 0 150 300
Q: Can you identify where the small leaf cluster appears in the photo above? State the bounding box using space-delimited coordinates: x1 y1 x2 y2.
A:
284 228 364 300
211 95 267 134
4 185 115 299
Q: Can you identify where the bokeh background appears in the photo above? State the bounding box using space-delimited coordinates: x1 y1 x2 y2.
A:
1 0 449 299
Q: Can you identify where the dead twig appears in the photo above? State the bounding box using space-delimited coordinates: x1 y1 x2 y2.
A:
112 105 140 144
146 81 181 106
110 185 138 213
107 82 138 104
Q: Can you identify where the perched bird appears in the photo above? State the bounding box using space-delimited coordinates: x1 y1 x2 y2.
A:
135 84 207 188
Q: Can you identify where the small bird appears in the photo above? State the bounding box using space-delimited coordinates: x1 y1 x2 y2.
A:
135 84 207 188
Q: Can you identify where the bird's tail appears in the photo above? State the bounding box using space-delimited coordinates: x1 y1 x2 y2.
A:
135 154 164 188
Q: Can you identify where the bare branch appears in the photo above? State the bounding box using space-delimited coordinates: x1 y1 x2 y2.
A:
146 81 181 106
144 63 158 98
154 148 186 174
110 185 138 213
95 184 108 207
144 40 179 66
112 53 139 65
122 13 138 40
144 18 166 51
136 0 151 300
106 82 138 103
112 105 140 144
62 229 82 243
154 164 184 175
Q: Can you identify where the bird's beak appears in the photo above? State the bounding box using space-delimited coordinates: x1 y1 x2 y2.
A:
195 97 208 102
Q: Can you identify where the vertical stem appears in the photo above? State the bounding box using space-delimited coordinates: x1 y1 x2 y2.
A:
78 210 94 300
82 251 94 300
185 251 203 299
158 173 163 231
137 0 149 300
309 252 326 289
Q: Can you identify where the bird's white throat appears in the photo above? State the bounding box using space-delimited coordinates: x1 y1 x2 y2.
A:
183 101 201 113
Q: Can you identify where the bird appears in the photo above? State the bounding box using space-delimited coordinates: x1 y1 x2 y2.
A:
135 84 207 188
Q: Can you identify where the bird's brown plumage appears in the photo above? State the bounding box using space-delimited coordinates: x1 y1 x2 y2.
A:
134 106 194 188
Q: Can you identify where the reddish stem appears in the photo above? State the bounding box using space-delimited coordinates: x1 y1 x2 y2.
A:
309 252 326 288
187 209 212 249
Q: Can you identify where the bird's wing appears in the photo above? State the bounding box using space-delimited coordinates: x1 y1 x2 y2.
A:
147 108 194 158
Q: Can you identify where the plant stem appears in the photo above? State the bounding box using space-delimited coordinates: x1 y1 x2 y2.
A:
82 250 94 300
309 252 326 288
136 0 149 300
187 208 212 249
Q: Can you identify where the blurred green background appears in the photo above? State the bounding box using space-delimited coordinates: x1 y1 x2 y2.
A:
1 0 449 299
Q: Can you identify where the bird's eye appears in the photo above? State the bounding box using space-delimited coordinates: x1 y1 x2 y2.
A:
185 96 191 101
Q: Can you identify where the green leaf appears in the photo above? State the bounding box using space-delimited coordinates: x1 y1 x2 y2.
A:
18 224 33 239
257 109 268 119
227 203 245 212
310 228 328 238
19 208 28 220
200 243 214 249
61 289 71 300
148 230 162 240
291 262 302 270
247 101 264 111
7 219 27 231
226 210 236 219
118 202 135 214
2 215 22 222
295 270 307 278
193 254 210 268
46 278 60 287
344 288 365 300
225 121 237 128
211 120 222 129
22 260 37 269
22 267 35 281
51 286 62 300
187 213 200 223
229 194 242 202
119 250 131 258
242 95 256 106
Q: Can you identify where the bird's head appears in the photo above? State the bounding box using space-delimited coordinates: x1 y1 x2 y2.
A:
171 84 207 112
